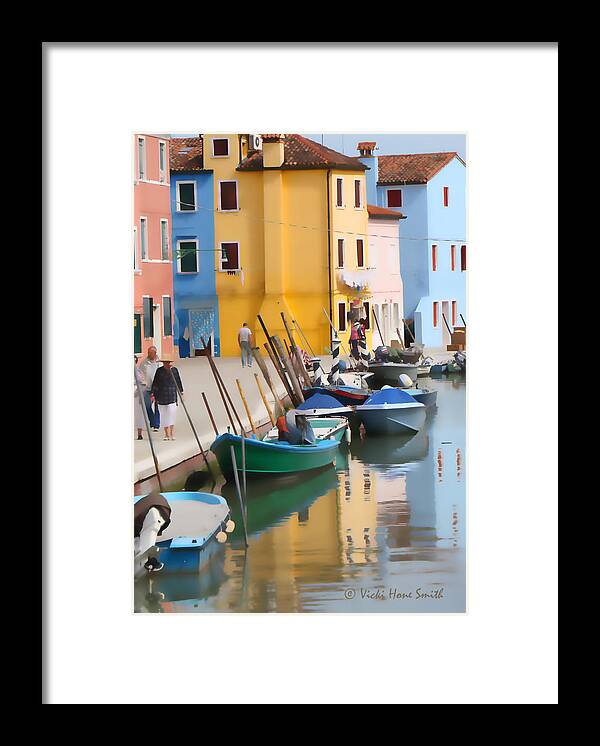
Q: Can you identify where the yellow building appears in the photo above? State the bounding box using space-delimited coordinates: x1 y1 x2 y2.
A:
203 133 374 356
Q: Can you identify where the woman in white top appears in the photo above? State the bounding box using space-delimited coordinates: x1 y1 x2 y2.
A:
237 322 253 368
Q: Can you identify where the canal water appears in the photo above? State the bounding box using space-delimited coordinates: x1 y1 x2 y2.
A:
134 375 466 613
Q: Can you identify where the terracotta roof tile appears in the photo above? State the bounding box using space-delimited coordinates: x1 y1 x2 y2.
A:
358 141 377 150
378 152 464 185
238 134 368 172
367 204 405 219
169 137 204 172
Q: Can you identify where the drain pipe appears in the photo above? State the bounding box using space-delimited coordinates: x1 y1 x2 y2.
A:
326 169 333 349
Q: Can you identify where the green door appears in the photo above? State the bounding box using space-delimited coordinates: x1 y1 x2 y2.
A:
134 314 142 354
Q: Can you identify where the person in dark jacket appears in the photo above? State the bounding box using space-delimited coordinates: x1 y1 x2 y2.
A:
151 353 183 441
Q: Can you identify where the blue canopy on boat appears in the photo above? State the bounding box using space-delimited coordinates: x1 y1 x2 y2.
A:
364 388 417 405
297 393 347 411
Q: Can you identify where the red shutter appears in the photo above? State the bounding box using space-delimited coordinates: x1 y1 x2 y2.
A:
443 186 449 207
461 244 467 271
451 245 456 271
354 180 361 208
357 239 364 267
387 189 402 208
433 302 439 328
213 138 229 156
221 242 239 270
338 303 346 332
452 301 457 326
220 181 238 210
336 178 343 207
337 239 344 267
432 245 437 271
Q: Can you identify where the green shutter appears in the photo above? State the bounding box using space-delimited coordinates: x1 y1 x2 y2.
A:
163 298 172 337
134 314 142 353
179 183 195 211
179 242 198 273
143 297 154 338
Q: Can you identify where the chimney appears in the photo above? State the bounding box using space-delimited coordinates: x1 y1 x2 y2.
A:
357 141 378 205
262 134 286 168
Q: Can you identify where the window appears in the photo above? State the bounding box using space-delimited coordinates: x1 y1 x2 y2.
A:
452 301 457 327
177 181 196 211
431 244 437 271
159 141 167 182
387 189 402 208
133 227 138 270
461 244 467 271
160 219 169 260
336 177 344 207
140 217 148 260
451 244 456 271
163 296 172 337
356 239 364 268
363 302 370 329
220 242 240 271
213 138 229 157
354 179 362 208
219 181 238 211
443 186 449 207
433 302 439 328
337 238 345 268
178 240 198 273
143 297 154 338
338 302 347 332
137 137 146 179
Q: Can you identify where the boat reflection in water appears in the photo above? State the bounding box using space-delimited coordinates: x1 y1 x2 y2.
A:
135 377 465 613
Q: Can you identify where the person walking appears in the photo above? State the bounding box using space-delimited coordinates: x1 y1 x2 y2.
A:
134 356 147 440
151 353 183 441
140 346 162 431
238 322 253 368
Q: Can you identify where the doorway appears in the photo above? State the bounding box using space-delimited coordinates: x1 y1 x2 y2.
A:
189 308 215 356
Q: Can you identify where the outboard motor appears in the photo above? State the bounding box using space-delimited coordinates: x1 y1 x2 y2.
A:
398 373 414 388
374 345 389 362
134 491 172 572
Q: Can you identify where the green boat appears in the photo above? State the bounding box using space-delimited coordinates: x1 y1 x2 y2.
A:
210 432 340 480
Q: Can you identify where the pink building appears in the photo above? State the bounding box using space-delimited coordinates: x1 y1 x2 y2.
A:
133 134 174 359
367 204 405 346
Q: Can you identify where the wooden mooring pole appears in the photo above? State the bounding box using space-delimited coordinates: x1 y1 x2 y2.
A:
236 379 258 438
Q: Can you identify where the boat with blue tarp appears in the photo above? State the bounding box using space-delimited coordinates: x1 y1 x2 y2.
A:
355 387 426 436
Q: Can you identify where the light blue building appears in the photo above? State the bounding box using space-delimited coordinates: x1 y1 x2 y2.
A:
358 144 466 347
169 138 220 357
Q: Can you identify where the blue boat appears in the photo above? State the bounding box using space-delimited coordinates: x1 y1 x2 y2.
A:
134 491 232 578
355 387 426 436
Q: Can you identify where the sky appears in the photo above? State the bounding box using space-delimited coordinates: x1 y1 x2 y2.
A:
172 133 467 161
303 133 466 161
